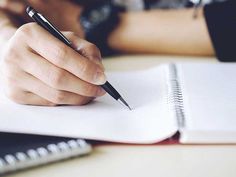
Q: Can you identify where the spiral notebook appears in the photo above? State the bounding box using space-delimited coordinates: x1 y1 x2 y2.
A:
0 63 236 144
0 132 92 175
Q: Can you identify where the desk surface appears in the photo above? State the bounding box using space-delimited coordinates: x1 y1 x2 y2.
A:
8 55 236 177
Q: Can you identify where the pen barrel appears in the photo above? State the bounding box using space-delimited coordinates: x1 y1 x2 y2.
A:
101 82 121 100
30 12 71 46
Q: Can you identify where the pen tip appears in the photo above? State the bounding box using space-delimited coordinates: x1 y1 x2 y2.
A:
127 105 132 111
118 97 132 111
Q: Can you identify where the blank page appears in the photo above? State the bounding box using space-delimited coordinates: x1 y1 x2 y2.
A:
0 65 177 144
177 63 236 143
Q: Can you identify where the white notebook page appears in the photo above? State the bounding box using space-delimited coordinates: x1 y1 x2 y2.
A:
178 63 236 143
0 65 177 144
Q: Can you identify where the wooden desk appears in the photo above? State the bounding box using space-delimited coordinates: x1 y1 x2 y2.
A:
7 55 236 177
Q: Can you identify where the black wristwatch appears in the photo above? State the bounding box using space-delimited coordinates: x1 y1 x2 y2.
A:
80 1 124 56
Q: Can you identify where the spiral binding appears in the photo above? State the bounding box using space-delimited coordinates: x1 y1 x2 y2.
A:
166 63 185 129
0 139 91 175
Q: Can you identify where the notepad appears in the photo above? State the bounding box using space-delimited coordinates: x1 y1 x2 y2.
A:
0 132 92 175
0 63 236 144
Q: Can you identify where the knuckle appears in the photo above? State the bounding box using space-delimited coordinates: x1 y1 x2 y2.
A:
15 23 38 41
52 44 68 65
84 43 102 61
79 61 94 79
15 22 40 37
48 68 66 88
86 43 101 58
16 24 30 37
52 90 67 104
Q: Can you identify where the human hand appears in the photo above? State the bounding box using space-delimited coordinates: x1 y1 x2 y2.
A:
0 0 84 37
0 23 106 106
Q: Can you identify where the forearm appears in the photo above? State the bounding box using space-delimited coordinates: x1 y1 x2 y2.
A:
108 8 214 56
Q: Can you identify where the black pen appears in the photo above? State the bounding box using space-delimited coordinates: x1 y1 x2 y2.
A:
26 6 131 110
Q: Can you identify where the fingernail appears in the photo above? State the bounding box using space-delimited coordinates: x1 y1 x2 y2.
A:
94 69 106 85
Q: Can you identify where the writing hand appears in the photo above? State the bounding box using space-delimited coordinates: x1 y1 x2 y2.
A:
1 23 106 106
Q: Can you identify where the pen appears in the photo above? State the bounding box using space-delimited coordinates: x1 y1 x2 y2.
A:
26 6 131 110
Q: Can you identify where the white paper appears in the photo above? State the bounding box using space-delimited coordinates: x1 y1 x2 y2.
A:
0 65 177 144
178 63 236 143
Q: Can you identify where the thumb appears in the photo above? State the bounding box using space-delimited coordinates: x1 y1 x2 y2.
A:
63 31 105 71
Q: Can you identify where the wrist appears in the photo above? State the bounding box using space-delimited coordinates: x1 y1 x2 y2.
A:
80 1 124 56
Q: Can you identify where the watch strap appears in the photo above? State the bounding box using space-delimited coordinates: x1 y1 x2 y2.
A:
80 1 123 56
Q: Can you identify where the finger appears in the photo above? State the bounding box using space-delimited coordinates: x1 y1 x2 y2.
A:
0 0 27 15
3 65 95 105
63 32 104 70
10 90 55 106
2 77 53 106
19 51 105 97
17 70 94 105
23 92 56 106
22 23 106 85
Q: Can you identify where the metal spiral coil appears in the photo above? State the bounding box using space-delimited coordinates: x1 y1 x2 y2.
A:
166 63 185 129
